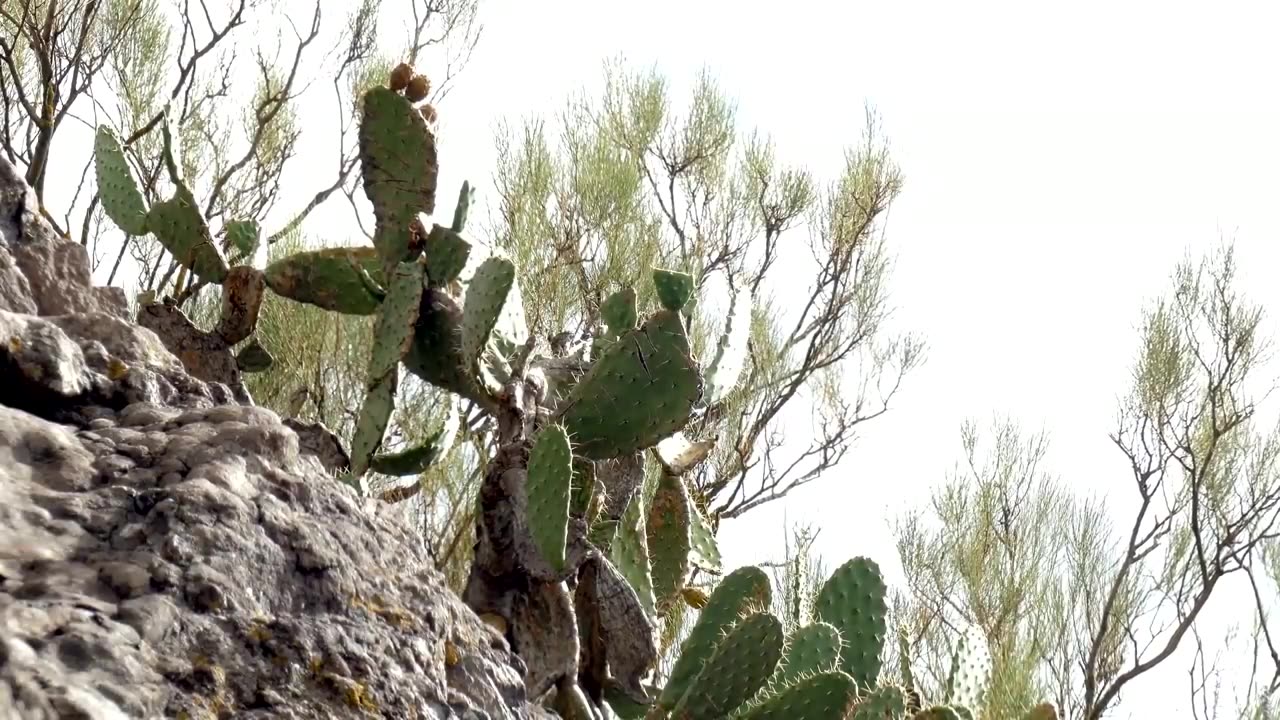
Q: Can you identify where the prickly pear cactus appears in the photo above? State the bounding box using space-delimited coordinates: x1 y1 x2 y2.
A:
814 556 889 690
736 671 859 720
771 621 843 688
526 425 574 572
944 625 992 712
93 127 149 236
670 612 784 719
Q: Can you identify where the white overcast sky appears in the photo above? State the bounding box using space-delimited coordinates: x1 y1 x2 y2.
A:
53 0 1280 716
447 2 1280 717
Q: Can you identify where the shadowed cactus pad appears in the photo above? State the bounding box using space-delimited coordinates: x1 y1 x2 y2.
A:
558 309 702 459
646 472 693 608
424 225 471 287
652 268 695 312
223 219 261 259
659 566 772 710
601 287 638 337
814 556 888 690
146 187 229 285
263 247 386 316
671 612 783 719
527 424 574 572
93 127 149 236
737 671 859 720
610 491 657 619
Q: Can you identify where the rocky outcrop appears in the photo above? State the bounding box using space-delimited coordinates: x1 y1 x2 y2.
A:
0 156 545 718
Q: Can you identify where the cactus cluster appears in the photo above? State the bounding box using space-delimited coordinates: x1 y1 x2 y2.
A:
93 59 1053 720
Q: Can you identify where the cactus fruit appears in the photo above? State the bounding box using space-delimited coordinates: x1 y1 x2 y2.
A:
526 424 574 572
736 671 859 720
93 127 149 236
461 256 516 368
405 74 431 102
1025 702 1059 720
813 556 888 691
944 625 991 711
702 283 752 404
646 472 693 608
652 268 695 312
771 621 843 689
659 566 772 711
670 612 783 719
558 308 702 459
389 62 414 92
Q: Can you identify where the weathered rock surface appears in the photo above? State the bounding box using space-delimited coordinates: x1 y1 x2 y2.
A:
0 156 546 718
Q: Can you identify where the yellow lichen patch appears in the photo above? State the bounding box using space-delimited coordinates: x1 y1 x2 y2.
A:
107 358 129 380
190 653 227 688
247 617 272 643
348 592 418 631
479 612 508 635
308 654 325 676
321 672 379 713
7 336 21 353
444 639 460 667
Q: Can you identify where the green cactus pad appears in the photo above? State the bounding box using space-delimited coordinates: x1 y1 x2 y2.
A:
461 256 516 368
263 246 387 316
365 260 426 386
687 502 722 573
703 284 752 404
234 338 273 373
93 126 149 236
358 87 438 261
370 429 450 476
671 612 783 719
558 309 702 459
899 626 919 709
405 289 494 408
659 566 772 710
610 491 657 620
223 219 261 260
646 472 693 609
944 626 991 711
601 287 638 337
526 424 574 573
146 186 229 285
773 621 843 689
451 180 476 232
737 671 859 720
349 376 395 480
813 556 888 691
423 224 472 287
350 261 425 478
652 267 695 312
914 707 964 720
854 685 908 719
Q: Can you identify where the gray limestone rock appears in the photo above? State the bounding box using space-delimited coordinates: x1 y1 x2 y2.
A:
0 155 550 718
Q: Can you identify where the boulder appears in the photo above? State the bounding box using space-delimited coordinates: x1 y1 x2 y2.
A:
0 156 547 718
